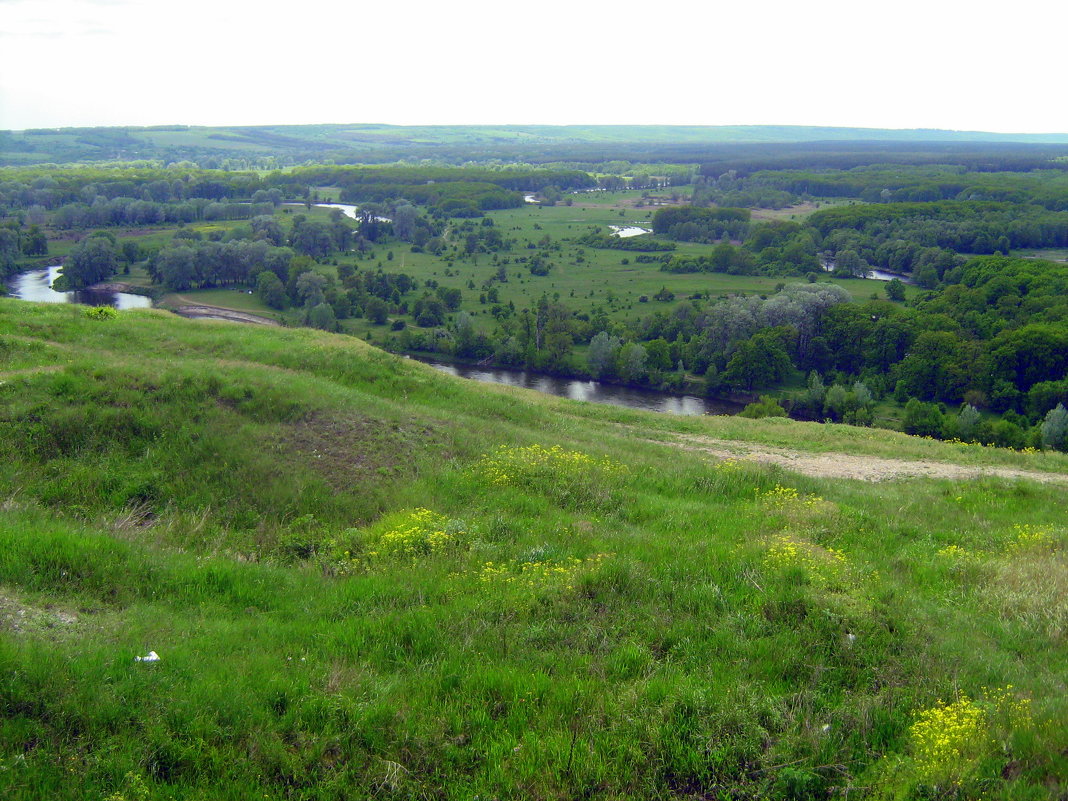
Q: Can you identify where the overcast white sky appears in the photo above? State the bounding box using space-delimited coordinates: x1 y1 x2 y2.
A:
1 0 1064 132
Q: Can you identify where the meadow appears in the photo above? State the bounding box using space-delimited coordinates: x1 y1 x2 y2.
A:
1 299 1065 799
305 192 905 339
17 189 912 340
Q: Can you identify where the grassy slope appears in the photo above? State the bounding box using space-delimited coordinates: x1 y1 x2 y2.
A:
1 299 1066 800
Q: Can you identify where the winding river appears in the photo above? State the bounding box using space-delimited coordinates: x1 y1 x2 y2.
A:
7 266 153 309
416 358 743 416
7 266 740 417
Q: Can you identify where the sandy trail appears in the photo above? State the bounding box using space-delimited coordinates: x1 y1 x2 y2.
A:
168 305 280 326
663 434 1068 485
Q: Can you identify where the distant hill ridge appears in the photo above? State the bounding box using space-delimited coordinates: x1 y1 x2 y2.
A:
4 123 1068 166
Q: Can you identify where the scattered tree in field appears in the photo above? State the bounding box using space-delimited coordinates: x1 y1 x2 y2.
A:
885 278 906 301
1041 404 1068 451
957 404 982 441
296 271 328 308
365 297 389 325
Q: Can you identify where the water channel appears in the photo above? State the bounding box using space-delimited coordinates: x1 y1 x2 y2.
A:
7 267 741 417
7 265 153 309
416 358 743 417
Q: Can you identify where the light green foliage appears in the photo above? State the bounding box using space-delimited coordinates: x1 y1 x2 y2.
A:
739 395 788 418
83 305 117 320
1042 403 1068 450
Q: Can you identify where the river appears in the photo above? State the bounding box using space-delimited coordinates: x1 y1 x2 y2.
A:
819 260 915 284
299 202 391 222
416 358 743 416
7 265 153 309
609 225 652 238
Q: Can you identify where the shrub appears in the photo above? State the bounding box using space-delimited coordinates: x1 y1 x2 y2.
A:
84 305 118 320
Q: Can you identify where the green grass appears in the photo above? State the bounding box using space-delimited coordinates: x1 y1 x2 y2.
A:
19 193 912 329
1016 247 1068 262
1 299 1066 800
328 196 910 338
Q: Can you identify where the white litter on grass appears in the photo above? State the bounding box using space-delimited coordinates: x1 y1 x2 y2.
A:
135 651 160 662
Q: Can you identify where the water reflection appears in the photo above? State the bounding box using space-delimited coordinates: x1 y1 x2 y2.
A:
8 266 152 309
419 359 741 416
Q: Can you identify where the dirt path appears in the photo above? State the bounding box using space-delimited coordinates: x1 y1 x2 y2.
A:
168 305 280 326
663 434 1068 485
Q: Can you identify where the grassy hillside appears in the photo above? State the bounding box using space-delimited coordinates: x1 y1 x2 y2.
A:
1 299 1066 800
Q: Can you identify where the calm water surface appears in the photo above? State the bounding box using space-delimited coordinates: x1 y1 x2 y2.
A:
417 358 742 416
8 266 152 309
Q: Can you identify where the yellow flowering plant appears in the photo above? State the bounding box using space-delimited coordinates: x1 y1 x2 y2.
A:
473 444 625 507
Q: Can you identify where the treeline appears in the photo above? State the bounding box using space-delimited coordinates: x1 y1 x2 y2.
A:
282 165 594 192
144 211 357 291
0 166 275 210
651 206 751 242
50 199 278 228
341 182 520 216
691 174 799 210
0 164 594 221
736 165 1068 210
646 198 1068 284
279 166 594 217
576 230 675 252
808 201 1068 284
376 251 1067 449
0 220 48 278
693 142 1068 178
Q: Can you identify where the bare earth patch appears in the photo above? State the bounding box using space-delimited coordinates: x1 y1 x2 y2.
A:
168 305 279 326
277 412 438 490
666 435 1068 485
750 203 824 221
0 588 79 636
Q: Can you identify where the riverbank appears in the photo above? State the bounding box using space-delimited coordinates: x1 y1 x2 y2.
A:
86 280 163 300
166 304 281 325
404 352 749 416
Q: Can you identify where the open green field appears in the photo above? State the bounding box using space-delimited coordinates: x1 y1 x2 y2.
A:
1016 248 1068 263
324 194 914 338
13 192 913 337
1 299 1067 799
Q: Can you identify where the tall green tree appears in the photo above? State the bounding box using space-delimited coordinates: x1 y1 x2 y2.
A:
63 236 117 289
723 328 793 391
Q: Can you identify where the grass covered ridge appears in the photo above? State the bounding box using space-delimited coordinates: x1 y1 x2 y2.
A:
1 299 1066 800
